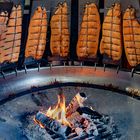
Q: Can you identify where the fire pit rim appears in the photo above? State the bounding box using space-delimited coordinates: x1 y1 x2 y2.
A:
0 66 140 104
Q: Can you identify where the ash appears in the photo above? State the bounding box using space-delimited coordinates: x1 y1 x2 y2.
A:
23 117 53 140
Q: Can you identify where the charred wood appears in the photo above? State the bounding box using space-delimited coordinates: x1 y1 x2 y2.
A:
66 92 87 117
34 112 71 138
77 107 102 119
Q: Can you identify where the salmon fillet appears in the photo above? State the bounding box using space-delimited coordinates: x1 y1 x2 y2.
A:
50 2 70 57
123 6 140 67
100 3 122 61
25 6 47 60
0 11 8 63
77 3 100 59
1 5 22 63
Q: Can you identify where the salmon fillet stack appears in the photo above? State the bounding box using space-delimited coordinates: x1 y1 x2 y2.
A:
123 6 140 67
25 6 47 60
50 2 70 57
0 11 8 63
3 5 22 63
100 3 122 61
77 3 100 59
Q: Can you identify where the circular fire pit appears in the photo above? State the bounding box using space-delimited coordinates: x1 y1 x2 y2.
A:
0 66 140 140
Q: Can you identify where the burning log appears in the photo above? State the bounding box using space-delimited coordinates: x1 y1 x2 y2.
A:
34 112 71 138
66 92 87 117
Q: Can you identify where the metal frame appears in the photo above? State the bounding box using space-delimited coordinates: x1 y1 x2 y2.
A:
0 66 140 102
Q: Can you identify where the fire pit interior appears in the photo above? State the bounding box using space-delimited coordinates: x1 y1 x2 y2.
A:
0 0 140 139
0 86 140 140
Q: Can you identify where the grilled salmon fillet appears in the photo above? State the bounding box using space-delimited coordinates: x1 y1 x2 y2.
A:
100 3 122 61
3 5 22 63
123 6 140 67
50 2 70 57
25 6 47 60
77 3 100 59
0 11 8 63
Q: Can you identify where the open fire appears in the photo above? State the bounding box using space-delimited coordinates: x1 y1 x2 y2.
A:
46 93 70 127
34 92 120 139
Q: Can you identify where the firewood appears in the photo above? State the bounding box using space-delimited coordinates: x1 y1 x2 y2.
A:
67 111 82 127
34 112 71 137
66 92 87 117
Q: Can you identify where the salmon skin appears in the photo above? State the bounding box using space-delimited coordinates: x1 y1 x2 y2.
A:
0 11 8 64
25 6 47 60
123 6 140 67
100 3 122 61
50 2 70 58
77 3 100 59
0 5 22 64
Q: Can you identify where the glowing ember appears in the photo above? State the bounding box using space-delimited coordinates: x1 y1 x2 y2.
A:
46 93 71 127
33 117 45 128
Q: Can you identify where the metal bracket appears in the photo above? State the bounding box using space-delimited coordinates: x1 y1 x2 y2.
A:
117 66 120 74
68 61 72 66
80 62 83 66
24 65 27 74
63 61 66 66
38 63 40 72
49 63 52 70
0 71 5 79
15 67 18 76
94 63 97 71
103 64 106 72
131 68 135 77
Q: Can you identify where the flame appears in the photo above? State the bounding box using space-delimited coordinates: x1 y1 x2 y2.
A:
46 93 71 127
